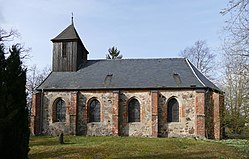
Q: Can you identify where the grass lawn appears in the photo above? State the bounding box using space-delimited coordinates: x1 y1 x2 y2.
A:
29 136 249 159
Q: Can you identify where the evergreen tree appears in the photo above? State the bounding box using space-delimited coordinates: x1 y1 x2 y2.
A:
106 46 123 59
0 44 29 159
0 43 6 156
0 43 6 110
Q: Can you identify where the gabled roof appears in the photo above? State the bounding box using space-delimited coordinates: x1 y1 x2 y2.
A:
51 24 81 41
38 58 221 92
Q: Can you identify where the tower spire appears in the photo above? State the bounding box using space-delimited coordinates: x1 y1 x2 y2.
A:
71 12 74 26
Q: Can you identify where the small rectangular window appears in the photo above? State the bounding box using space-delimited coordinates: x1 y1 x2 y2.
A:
62 42 67 58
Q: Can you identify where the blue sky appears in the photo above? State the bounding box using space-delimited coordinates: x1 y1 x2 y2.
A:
0 0 227 68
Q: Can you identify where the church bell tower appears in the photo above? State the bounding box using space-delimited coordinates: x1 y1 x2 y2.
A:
51 20 89 72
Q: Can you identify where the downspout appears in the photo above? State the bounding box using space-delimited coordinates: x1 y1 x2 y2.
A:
39 89 44 135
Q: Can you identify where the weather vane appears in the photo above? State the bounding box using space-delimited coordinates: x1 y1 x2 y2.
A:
71 12 74 25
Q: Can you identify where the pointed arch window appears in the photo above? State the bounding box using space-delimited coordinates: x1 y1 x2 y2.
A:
167 98 179 122
89 99 100 122
55 98 66 122
128 98 140 122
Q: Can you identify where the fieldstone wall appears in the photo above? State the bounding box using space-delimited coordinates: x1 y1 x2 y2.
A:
42 91 75 135
39 89 198 137
158 90 196 138
76 93 87 135
112 91 119 136
119 90 152 137
36 89 223 139
78 90 114 136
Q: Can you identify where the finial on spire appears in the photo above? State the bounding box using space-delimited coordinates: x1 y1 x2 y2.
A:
71 12 74 25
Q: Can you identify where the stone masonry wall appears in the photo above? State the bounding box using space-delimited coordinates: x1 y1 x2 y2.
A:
76 90 154 137
119 90 152 137
158 90 196 138
38 89 222 138
41 90 155 137
77 90 114 136
42 91 75 135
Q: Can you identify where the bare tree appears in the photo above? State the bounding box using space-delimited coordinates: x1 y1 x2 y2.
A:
0 28 37 110
221 54 249 137
179 40 216 79
221 0 249 58
220 1 249 138
0 28 19 42
0 28 30 58
106 46 123 59
26 65 51 110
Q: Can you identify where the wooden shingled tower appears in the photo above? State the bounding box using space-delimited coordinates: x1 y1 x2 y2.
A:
51 20 88 72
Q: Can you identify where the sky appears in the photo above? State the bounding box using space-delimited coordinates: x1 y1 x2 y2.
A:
0 0 228 69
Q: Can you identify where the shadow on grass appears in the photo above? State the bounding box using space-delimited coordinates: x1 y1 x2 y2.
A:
29 149 227 159
114 151 227 159
29 147 106 159
29 148 79 159
30 137 76 147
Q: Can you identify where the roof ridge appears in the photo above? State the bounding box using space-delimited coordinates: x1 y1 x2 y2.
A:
185 59 206 87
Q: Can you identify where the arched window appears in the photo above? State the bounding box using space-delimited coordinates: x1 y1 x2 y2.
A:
89 99 100 122
55 98 66 122
167 98 179 122
128 98 140 122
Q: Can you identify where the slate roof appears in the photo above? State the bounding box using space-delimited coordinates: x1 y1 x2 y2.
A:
38 58 221 92
51 24 81 41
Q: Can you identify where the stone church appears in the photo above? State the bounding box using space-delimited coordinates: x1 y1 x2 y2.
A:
31 22 224 139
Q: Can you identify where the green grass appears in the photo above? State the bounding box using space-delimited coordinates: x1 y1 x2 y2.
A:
29 136 249 159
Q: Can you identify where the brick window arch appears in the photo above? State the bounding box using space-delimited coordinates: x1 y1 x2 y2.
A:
128 98 140 122
167 98 179 122
53 98 66 122
89 99 100 122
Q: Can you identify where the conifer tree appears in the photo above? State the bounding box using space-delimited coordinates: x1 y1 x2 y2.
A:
0 43 6 155
0 43 5 109
106 46 123 59
0 44 29 159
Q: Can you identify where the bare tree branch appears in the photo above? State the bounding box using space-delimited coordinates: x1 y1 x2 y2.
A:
26 65 51 110
179 40 216 79
0 28 20 42
221 0 249 59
